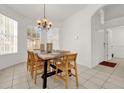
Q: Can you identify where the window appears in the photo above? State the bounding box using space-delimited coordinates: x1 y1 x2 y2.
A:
27 27 41 50
47 28 59 49
0 13 18 55
27 27 59 50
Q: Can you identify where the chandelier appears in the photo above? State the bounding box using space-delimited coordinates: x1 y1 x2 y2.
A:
37 4 52 31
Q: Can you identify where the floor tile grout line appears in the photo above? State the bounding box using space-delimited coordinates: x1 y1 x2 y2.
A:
24 64 30 89
53 76 87 89
85 64 118 89
52 67 91 89
79 70 100 88
11 65 15 89
107 62 124 88
100 62 120 88
26 72 30 89
97 61 122 88
78 64 93 72
1 58 124 89
59 65 92 88
12 63 31 89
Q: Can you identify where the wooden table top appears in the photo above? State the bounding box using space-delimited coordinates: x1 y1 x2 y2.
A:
34 50 72 61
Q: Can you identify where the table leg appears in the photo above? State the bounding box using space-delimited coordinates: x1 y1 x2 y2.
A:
43 60 48 89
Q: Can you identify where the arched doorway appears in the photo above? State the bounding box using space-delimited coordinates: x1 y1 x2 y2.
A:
91 4 124 67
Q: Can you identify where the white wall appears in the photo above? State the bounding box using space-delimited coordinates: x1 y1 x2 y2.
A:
60 5 103 68
104 5 124 21
91 8 106 67
47 28 60 49
0 5 29 70
110 27 124 58
104 16 124 29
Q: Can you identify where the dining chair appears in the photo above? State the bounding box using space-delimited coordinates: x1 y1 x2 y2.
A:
55 53 79 88
46 43 53 53
46 43 54 72
33 48 40 51
27 50 33 72
27 51 44 84
40 43 45 51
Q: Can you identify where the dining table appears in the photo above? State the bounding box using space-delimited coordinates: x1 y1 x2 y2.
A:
34 50 71 89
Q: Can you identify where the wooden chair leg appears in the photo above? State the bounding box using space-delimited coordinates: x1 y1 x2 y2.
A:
29 65 31 72
65 63 69 89
48 61 51 72
74 62 79 87
54 64 58 81
27 60 29 71
31 68 33 79
27 64 31 72
33 70 37 84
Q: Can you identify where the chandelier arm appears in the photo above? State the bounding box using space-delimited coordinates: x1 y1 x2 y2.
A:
37 4 52 30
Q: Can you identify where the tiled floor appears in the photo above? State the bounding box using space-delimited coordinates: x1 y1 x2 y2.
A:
0 57 124 89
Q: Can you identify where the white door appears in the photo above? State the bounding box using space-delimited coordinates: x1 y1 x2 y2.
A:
104 29 113 60
104 30 108 60
107 29 113 60
93 29 105 66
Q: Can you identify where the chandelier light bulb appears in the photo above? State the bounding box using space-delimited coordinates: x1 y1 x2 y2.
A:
48 22 52 27
37 20 41 25
36 4 52 31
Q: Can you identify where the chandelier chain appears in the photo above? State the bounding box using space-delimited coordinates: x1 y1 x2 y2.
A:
44 4 45 18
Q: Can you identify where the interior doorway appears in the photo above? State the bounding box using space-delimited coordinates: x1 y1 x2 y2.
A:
105 29 113 60
92 29 105 67
92 28 114 67
107 26 124 59
92 4 124 67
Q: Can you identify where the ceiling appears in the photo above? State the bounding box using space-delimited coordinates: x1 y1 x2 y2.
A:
103 4 124 21
5 4 87 24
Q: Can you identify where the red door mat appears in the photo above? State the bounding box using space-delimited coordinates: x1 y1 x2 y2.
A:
99 61 117 68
